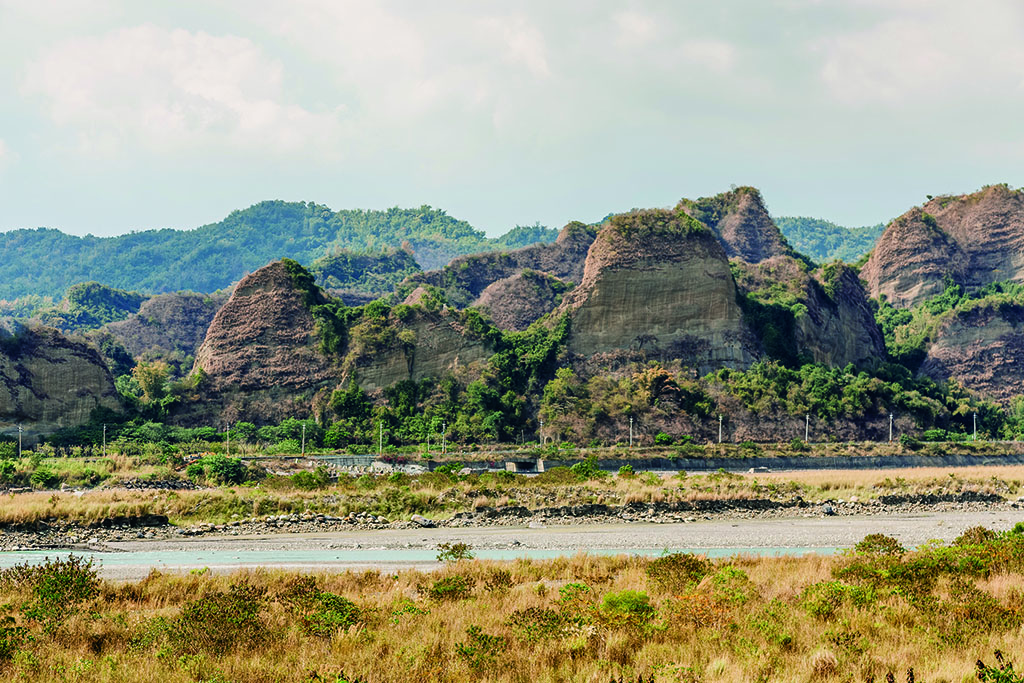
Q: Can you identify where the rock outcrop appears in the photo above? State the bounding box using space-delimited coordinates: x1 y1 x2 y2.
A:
342 306 493 392
411 221 596 307
920 301 1024 404
474 270 570 331
862 184 1024 308
796 265 886 366
558 209 757 372
679 187 791 264
105 291 228 361
0 321 120 440
190 261 337 422
682 187 884 367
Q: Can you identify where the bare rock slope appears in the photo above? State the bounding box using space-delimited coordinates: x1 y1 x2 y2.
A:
920 302 1024 404
558 209 757 373
0 322 120 440
863 184 1024 308
412 221 596 308
105 291 228 361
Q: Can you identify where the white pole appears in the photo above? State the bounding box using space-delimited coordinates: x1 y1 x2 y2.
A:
718 415 723 444
805 413 809 442
974 412 978 441
102 424 106 458
889 413 893 443
629 416 633 448
539 419 544 446
442 422 446 454
379 422 383 456
301 424 306 456
17 424 22 458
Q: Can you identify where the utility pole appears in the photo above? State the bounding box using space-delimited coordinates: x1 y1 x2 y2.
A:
718 415 723 444
805 413 809 442
539 419 544 446
889 413 893 443
17 424 22 458
301 423 306 456
629 416 633 448
974 412 978 441
102 424 107 458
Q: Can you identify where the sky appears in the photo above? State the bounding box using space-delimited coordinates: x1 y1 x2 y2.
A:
1 0 1023 238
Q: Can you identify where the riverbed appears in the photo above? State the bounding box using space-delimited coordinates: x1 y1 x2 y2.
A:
3 508 1020 580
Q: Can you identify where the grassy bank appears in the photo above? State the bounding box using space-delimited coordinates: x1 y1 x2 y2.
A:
1 463 1021 528
2 528 1024 681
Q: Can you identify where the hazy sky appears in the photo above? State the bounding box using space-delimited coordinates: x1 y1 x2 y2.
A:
1 0 1022 237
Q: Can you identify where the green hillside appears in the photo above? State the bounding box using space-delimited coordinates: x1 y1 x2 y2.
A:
775 216 884 264
0 202 556 300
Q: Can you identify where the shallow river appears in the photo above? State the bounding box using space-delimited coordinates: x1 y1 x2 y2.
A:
2 508 1021 580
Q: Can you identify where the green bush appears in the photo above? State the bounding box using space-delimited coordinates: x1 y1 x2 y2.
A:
599 590 655 627
28 467 59 490
436 542 474 563
854 534 905 556
455 625 507 671
570 457 607 481
419 575 475 601
17 555 99 633
170 582 269 655
646 553 713 594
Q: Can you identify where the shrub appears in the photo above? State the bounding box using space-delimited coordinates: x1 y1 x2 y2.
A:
801 581 876 620
28 467 59 490
436 542 474 563
599 590 656 627
0 616 28 663
484 569 513 594
455 625 507 671
507 607 565 641
654 432 673 446
170 582 269 655
280 576 362 637
854 534 905 556
954 526 997 546
18 555 99 633
617 464 635 478
553 582 594 626
419 575 475 601
570 457 608 481
646 553 712 594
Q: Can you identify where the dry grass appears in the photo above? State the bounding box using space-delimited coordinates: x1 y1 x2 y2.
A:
3 463 1023 529
4 543 1024 682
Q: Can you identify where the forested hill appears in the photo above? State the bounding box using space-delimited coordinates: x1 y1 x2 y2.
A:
0 201 558 300
775 216 884 264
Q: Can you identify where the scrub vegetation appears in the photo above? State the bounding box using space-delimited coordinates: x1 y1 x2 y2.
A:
2 528 1024 681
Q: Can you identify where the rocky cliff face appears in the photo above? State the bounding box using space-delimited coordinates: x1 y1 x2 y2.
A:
0 322 120 440
863 184 1024 308
797 265 886 366
920 302 1024 404
342 306 492 393
105 291 228 361
412 221 596 307
558 209 757 373
474 271 569 331
682 187 884 367
679 187 790 264
191 262 337 422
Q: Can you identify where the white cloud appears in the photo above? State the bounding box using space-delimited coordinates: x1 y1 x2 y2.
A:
816 2 1024 105
22 24 344 156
